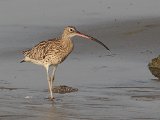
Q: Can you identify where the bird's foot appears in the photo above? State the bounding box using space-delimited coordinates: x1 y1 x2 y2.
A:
48 96 55 101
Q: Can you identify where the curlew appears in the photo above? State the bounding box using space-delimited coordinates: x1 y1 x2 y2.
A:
21 26 111 100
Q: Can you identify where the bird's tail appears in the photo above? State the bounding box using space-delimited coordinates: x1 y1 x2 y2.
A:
20 59 26 63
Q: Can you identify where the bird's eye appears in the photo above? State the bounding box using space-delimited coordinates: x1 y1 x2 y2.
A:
69 28 74 32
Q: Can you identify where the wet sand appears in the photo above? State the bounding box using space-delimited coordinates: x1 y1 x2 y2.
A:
0 17 160 120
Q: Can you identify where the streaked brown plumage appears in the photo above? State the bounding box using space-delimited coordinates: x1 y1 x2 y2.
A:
23 38 73 65
21 26 111 100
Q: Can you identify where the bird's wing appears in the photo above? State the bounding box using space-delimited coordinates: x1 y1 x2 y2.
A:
24 39 60 60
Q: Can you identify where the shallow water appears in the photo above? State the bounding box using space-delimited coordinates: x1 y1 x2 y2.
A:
1 77 160 120
1 19 160 120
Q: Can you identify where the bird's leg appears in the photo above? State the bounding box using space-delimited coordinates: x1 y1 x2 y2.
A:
50 65 57 91
45 65 54 100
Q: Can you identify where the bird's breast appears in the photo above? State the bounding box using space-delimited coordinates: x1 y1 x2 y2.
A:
59 40 74 62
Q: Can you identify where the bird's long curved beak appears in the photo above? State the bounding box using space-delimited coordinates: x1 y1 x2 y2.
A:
75 31 111 52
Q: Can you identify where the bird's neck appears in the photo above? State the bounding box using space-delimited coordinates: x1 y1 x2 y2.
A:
60 32 74 49
61 33 71 40
60 36 73 47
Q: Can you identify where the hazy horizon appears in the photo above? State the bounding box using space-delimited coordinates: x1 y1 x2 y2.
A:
0 0 160 26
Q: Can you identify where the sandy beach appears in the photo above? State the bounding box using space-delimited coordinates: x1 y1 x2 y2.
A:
1 0 160 120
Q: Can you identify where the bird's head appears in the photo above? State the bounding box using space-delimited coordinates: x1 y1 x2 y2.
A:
62 26 111 52
62 26 78 38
